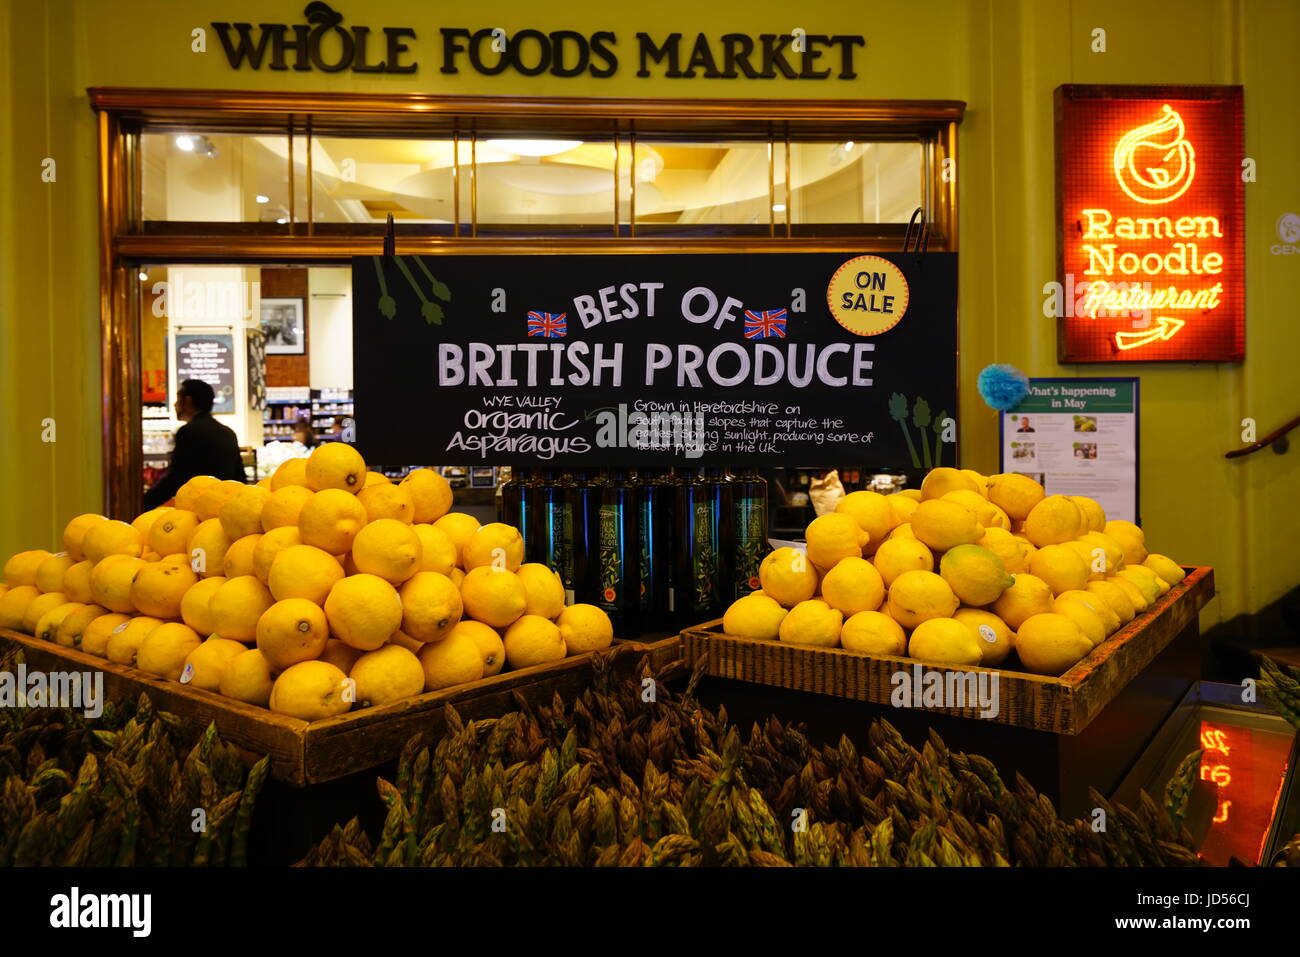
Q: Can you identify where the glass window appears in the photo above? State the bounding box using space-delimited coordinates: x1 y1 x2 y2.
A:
788 141 924 229
473 137 617 234
632 139 773 234
141 132 289 224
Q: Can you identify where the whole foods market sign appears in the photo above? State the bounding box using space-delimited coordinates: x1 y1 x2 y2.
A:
212 4 865 79
351 252 956 467
1054 86 1245 362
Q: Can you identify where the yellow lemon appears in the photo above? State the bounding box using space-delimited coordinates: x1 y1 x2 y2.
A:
268 544 345 605
350 645 425 708
976 527 1032 575
1028 543 1090 596
723 592 788 640
306 442 367 494
223 534 263 579
61 561 96 604
209 575 275 642
888 494 919 524
325 574 403 651
451 620 506 676
1104 521 1148 565
1052 598 1106 648
257 598 330 668
804 513 869 570
220 649 276 706
62 514 108 561
819 557 886 617
83 521 144 563
985 473 1045 521
1015 613 1092 676
181 637 247 692
180 575 226 635
898 489 923 502
34 602 85 644
449 568 466 589
840 610 907 657
459 566 525 630
130 560 198 619
0 585 39 630
34 553 74 594
939 544 1014 607
503 615 567 669
835 491 899 554
1078 531 1124 576
778 598 843 648
907 617 983 666
319 639 364 674
390 629 424 652
187 518 233 579
758 547 819 608
351 519 423 585
270 660 351 720
403 468 454 524
871 538 935 588
418 630 486 690
148 509 200 557
261 485 314 531
1023 495 1084 547
253 526 302 583
952 607 1014 667
1107 575 1150 613
515 563 565 618
90 556 145 613
1143 554 1186 587
920 467 981 500
400 571 466 641
432 512 482 567
106 616 166 666
1116 565 1165 602
886 570 959 629
990 573 1054 630
132 507 171 542
910 499 982 553
940 489 1002 529
270 457 310 491
462 523 525 572
1060 539 1106 580
1104 519 1144 544
175 475 220 511
1068 496 1106 532
412 524 458 576
54 603 109 649
357 482 416 524
21 592 69 634
364 471 392 488
219 485 270 540
298 489 368 554
961 469 990 496
1085 580 1136 625
1056 590 1121 636
194 480 245 522
137 622 203 680
80 612 132 657
555 603 614 655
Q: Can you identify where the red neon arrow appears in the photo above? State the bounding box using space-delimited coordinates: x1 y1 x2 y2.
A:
1115 316 1185 351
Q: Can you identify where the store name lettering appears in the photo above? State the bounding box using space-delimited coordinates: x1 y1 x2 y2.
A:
211 5 865 80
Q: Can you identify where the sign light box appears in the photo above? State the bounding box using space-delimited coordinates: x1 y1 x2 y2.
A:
1055 86 1244 362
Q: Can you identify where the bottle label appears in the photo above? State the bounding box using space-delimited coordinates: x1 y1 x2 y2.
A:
548 502 573 586
734 496 765 596
597 503 623 610
692 500 717 608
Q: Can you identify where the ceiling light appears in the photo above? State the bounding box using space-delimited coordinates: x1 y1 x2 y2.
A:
255 194 270 204
487 139 584 158
138 270 149 281
276 217 288 224
772 203 787 212
843 141 855 150
175 135 195 152
175 134 218 158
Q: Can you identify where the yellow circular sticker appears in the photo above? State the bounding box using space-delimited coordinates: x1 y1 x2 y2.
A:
827 255 910 336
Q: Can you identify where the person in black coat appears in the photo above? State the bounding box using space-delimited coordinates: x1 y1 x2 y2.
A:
143 379 246 509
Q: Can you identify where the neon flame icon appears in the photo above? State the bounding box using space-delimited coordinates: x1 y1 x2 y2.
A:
1113 105 1196 205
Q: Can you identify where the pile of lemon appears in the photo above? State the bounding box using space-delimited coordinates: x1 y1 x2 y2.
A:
0 445 613 720
722 467 1187 677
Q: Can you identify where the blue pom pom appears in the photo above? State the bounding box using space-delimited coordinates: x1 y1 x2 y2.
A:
977 364 1030 411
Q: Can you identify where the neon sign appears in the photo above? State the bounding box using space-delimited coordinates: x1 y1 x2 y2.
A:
1055 86 1244 362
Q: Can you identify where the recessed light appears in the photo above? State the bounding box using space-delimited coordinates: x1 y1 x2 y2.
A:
772 203 787 212
138 270 149 281
276 217 288 224
175 135 195 152
255 194 270 204
843 141 855 150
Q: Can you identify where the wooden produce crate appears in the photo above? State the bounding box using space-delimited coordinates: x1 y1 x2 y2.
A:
681 566 1214 734
0 629 682 787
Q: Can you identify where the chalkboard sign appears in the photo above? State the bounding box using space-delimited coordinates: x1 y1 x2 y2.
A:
174 333 236 414
352 252 957 468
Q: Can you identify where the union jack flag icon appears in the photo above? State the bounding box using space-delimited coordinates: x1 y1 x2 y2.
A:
743 308 788 339
526 311 567 338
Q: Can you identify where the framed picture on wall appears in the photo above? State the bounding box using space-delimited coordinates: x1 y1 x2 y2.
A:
261 297 305 355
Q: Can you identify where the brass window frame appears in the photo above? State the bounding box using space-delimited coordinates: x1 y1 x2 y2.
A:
91 88 964 517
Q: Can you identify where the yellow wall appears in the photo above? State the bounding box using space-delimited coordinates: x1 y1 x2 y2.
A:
2 0 1297 633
